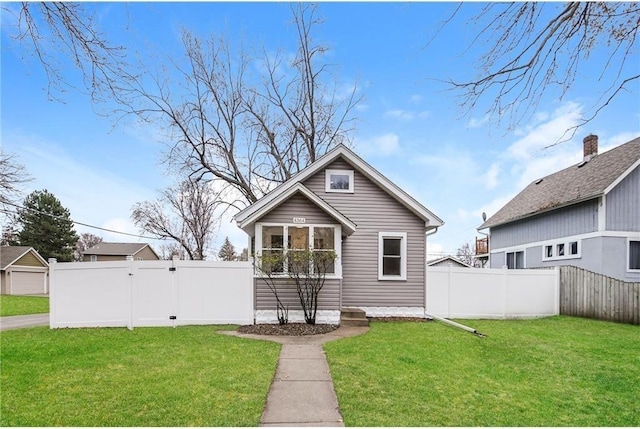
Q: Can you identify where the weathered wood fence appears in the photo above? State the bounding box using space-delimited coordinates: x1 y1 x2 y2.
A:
559 266 640 325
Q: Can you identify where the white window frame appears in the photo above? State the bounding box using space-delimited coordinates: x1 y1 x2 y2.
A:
542 239 582 262
505 249 525 269
378 232 407 281
627 238 640 273
325 169 354 193
255 223 342 279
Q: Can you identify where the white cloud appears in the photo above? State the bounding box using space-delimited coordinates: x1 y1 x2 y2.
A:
483 162 500 189
356 133 401 157
426 241 444 260
468 115 489 128
384 109 430 121
410 94 423 104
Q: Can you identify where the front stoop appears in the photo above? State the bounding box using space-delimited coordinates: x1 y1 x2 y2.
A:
340 307 369 327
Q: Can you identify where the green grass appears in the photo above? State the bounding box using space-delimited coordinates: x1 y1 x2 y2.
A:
324 316 640 426
0 295 49 317
1 326 280 426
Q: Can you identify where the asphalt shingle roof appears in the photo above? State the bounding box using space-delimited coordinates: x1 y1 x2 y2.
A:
479 136 640 229
1 246 38 270
83 242 150 256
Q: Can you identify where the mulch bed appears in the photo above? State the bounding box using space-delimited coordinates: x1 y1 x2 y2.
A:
237 323 340 336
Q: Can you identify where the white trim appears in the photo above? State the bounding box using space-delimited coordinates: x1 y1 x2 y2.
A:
234 144 443 228
378 232 407 280
255 222 343 279
598 195 607 231
359 306 426 318
541 238 581 262
490 230 640 254
255 310 341 325
325 169 354 193
604 159 640 194
238 182 356 235
505 249 526 269
627 238 640 273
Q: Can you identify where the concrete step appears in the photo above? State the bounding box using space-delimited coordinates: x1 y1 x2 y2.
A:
340 317 369 327
340 307 367 319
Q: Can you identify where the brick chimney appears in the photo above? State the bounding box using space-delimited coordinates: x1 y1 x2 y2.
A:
583 134 598 161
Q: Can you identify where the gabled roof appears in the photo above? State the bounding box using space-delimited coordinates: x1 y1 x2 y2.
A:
480 136 640 230
235 144 444 229
1 246 48 270
83 242 158 258
237 182 357 235
426 255 472 267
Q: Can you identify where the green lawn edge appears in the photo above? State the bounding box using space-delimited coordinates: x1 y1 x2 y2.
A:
0 295 49 317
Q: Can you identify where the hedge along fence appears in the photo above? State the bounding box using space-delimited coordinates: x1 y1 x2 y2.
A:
49 259 254 329
426 266 559 319
559 266 640 325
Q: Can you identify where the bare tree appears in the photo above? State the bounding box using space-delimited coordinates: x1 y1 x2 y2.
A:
434 2 639 139
75 232 103 261
455 242 477 267
0 152 32 212
116 4 359 210
131 180 221 260
3 2 127 102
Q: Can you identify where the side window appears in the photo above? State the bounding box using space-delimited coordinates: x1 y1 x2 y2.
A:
629 240 640 271
506 250 524 269
378 232 407 280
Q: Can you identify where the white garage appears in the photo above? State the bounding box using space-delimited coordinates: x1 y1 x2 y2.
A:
1 246 49 295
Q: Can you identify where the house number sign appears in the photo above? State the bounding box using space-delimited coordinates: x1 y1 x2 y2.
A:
292 217 306 224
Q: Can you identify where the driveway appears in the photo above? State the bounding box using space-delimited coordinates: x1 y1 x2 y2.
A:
0 314 49 331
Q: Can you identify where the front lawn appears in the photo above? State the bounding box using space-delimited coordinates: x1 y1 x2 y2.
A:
324 316 640 426
1 326 280 426
0 295 49 317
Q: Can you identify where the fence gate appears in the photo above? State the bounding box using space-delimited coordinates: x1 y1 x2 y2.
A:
133 261 176 327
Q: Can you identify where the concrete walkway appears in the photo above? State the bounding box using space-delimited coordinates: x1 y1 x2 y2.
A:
0 314 49 331
224 325 369 427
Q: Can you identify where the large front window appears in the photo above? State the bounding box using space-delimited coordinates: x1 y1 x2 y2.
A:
258 224 339 276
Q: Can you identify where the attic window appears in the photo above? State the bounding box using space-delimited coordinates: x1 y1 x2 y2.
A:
326 169 354 193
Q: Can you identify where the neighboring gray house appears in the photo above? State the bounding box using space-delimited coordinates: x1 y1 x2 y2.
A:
235 144 444 323
82 243 160 262
1 246 49 295
478 135 640 281
427 256 472 268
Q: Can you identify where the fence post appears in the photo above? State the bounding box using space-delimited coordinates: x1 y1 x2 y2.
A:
126 256 134 330
48 258 57 328
554 266 560 316
502 267 508 318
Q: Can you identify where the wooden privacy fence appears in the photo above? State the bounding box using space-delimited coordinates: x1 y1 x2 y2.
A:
559 266 640 325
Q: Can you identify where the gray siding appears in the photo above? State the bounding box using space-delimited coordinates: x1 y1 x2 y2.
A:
303 158 426 308
490 200 598 249
258 192 337 224
491 236 640 282
606 165 640 231
255 278 340 310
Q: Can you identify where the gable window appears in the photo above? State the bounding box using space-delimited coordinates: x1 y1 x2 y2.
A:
257 224 340 276
325 169 354 193
629 240 640 271
378 232 407 280
506 250 524 269
542 239 581 261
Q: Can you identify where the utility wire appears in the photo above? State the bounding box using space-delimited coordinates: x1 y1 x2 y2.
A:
1 201 163 241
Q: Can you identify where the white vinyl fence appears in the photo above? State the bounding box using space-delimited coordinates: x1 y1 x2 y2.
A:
426 266 559 319
49 259 253 329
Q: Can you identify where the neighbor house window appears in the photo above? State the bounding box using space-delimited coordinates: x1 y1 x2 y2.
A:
325 169 354 193
90 255 97 262
542 239 581 261
257 224 339 276
629 240 640 271
378 232 407 280
506 250 524 269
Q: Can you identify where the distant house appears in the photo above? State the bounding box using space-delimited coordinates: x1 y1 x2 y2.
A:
427 256 472 268
478 135 640 281
1 246 49 295
235 143 444 323
82 243 160 262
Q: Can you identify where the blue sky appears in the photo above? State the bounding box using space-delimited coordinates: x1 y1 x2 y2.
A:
2 2 639 259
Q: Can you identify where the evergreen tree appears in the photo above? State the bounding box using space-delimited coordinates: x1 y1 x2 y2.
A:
16 189 78 262
218 237 236 261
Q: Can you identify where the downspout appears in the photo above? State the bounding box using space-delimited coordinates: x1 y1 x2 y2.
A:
424 227 439 316
425 312 486 338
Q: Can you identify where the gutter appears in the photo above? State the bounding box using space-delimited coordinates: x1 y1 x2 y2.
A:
424 227 439 312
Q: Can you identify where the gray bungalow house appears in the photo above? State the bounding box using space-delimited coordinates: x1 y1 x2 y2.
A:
235 144 444 324
82 243 160 262
478 135 640 281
